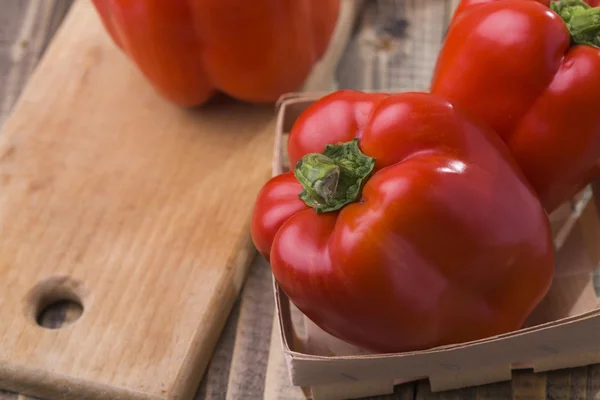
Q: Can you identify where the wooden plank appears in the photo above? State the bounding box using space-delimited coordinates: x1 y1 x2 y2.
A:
0 0 70 121
546 368 585 399
587 364 600 399
0 0 276 399
0 2 74 400
0 0 73 127
336 0 450 91
511 371 547 400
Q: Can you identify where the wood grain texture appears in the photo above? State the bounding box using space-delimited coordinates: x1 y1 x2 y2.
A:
0 0 73 128
0 0 83 374
0 3 76 400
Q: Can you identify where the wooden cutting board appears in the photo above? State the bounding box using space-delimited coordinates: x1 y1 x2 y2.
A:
0 1 357 399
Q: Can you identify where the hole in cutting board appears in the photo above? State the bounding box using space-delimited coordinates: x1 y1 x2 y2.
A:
25 276 86 330
37 299 83 329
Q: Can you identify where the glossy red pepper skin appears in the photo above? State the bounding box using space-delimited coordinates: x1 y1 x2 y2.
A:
431 0 600 214
251 90 554 353
91 0 339 106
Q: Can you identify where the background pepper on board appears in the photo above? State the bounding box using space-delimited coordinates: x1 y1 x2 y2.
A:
90 0 340 106
251 90 555 353
431 0 600 214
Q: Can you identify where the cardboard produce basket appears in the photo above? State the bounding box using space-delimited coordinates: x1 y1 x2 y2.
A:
269 92 600 400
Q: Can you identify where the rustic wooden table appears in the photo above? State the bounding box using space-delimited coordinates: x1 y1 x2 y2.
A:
2 1 600 399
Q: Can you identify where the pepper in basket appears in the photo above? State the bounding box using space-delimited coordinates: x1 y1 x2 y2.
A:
251 90 554 354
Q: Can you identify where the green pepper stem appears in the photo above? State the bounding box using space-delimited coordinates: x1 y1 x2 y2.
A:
551 0 600 47
293 139 376 214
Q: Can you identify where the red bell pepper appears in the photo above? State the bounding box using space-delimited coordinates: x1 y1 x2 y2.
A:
431 0 600 213
251 90 554 353
91 0 339 106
